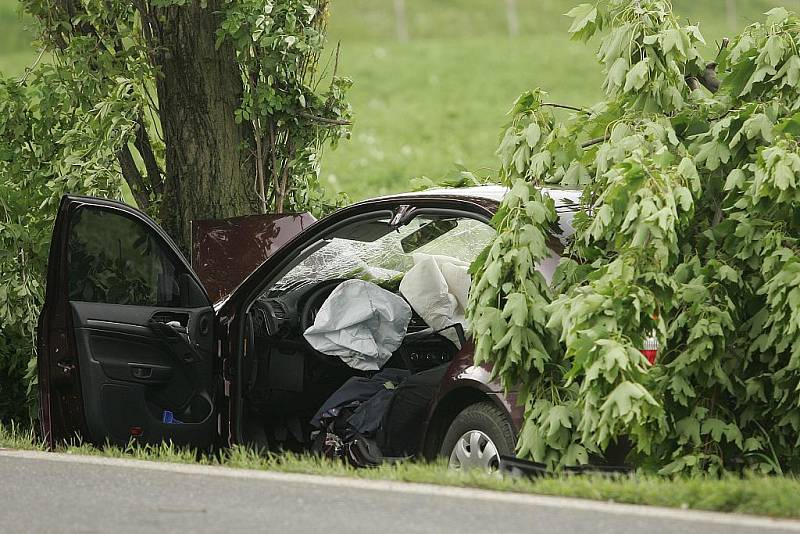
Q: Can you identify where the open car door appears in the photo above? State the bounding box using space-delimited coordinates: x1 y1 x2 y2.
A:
38 196 218 449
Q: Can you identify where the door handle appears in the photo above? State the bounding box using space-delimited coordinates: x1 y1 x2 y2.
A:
131 366 153 379
165 320 185 332
128 362 172 383
148 320 202 364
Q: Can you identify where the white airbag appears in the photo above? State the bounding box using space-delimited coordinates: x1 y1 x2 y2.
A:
303 279 412 371
399 254 470 347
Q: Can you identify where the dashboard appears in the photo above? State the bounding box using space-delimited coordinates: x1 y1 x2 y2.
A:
249 278 458 373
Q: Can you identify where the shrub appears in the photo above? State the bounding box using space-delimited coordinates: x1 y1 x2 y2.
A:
468 2 800 474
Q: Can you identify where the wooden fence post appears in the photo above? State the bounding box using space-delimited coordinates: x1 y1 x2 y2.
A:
394 0 409 42
725 0 737 31
506 0 519 37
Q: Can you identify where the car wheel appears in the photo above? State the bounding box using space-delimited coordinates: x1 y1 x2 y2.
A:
439 401 516 472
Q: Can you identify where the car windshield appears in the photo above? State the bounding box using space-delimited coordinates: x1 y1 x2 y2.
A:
268 215 495 295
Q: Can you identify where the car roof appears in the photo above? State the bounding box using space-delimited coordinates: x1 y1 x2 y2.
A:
372 184 582 212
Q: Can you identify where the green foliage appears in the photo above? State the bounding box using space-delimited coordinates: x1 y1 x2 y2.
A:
217 0 352 212
468 1 800 474
0 0 349 421
410 164 490 192
468 179 558 399
2 1 795 201
0 59 132 421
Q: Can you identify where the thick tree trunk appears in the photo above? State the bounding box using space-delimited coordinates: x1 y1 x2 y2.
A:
150 0 257 252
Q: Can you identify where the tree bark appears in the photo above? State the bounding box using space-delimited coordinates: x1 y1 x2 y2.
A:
117 144 150 211
149 0 258 252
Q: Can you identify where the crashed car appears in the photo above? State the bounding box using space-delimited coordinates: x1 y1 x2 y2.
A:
38 185 595 471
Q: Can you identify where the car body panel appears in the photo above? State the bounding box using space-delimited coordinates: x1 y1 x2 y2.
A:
41 185 580 456
432 346 525 431
192 213 316 303
380 184 581 212
38 195 216 449
214 195 499 445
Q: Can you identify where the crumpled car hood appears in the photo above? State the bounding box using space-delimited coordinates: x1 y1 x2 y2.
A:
191 212 316 303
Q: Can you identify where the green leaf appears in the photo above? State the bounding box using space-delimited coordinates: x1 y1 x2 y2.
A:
546 405 573 437
566 4 598 40
562 443 588 466
524 122 542 148
743 114 774 143
765 7 789 27
607 57 629 89
662 29 685 56
502 293 528 327
601 381 658 418
676 416 701 446
724 168 747 191
624 59 650 92
763 35 785 68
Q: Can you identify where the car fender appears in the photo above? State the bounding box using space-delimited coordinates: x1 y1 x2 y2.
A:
419 342 523 458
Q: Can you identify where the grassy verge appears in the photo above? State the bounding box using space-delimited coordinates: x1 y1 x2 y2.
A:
2 423 799 520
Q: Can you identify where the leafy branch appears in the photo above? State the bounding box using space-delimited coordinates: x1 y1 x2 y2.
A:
468 1 800 475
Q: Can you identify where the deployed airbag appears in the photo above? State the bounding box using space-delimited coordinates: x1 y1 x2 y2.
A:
303 280 412 371
399 254 470 347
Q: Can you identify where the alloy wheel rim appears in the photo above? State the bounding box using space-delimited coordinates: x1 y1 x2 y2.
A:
448 430 500 471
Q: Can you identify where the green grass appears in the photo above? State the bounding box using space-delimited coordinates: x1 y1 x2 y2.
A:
319 35 604 198
321 0 799 200
0 0 798 200
3 422 800 519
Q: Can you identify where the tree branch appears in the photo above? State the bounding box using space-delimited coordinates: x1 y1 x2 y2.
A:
133 117 164 196
297 112 351 126
581 135 610 148
542 102 584 113
18 48 46 84
117 144 150 211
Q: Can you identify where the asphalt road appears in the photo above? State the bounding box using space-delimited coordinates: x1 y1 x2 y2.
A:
1 450 798 534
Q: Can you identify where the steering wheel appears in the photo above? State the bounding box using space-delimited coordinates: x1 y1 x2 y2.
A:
299 279 352 369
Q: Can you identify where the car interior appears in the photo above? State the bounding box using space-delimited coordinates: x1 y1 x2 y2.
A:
238 211 497 457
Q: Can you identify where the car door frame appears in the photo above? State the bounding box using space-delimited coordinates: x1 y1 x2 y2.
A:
38 195 218 449
213 195 496 446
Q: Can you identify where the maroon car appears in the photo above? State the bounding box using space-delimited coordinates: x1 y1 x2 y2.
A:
37 185 581 470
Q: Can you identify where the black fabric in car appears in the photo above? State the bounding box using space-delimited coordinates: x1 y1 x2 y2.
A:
378 363 449 456
347 388 396 435
310 368 410 430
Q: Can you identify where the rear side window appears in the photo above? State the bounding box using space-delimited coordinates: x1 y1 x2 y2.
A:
67 207 180 307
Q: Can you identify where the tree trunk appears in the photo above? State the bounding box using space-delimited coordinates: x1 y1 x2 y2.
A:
150 0 258 252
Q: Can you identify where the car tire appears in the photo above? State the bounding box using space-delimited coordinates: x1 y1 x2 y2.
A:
439 401 516 472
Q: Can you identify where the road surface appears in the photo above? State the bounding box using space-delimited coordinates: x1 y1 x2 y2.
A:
0 449 798 534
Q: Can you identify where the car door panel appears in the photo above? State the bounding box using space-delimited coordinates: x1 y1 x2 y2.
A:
39 196 218 449
69 301 216 446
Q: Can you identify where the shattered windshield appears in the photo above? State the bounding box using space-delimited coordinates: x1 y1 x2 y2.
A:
268 215 495 296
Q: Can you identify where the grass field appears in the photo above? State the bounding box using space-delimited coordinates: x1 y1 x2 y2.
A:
1 0 798 199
